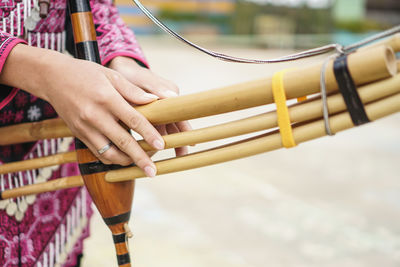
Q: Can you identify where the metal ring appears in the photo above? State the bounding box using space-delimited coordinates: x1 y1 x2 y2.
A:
97 142 113 155
320 55 336 136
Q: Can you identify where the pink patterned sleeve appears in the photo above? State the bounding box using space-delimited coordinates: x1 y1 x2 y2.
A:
0 32 26 109
90 0 149 67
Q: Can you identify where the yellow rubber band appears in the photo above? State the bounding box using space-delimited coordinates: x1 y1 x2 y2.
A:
272 70 297 148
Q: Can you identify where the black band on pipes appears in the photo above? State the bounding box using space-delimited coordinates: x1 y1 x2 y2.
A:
79 161 131 175
333 54 370 126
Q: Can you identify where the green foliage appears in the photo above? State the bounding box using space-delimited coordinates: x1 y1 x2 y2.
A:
232 1 334 35
158 10 232 26
335 20 387 33
231 1 258 34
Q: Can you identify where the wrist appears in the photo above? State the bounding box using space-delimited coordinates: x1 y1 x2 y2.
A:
108 56 140 70
0 44 70 101
38 49 73 101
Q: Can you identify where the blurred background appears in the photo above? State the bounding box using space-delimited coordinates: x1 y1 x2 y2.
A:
115 0 400 47
82 1 400 266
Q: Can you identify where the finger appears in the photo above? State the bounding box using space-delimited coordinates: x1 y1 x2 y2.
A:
108 95 165 151
75 134 111 165
175 121 195 146
93 113 158 177
175 121 192 132
106 70 159 105
126 69 179 99
147 151 157 158
175 146 188 157
155 125 168 136
146 83 178 99
152 125 166 159
74 123 133 166
166 123 188 156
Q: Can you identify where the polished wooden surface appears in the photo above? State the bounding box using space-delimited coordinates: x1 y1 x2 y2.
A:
70 12 97 43
69 0 133 265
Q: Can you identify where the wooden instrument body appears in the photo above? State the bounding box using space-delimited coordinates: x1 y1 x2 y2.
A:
68 0 134 265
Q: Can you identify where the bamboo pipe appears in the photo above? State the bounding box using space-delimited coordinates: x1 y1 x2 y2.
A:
133 45 397 125
0 131 276 199
1 175 83 199
0 151 77 174
105 92 400 182
0 118 72 146
0 45 396 146
2 76 400 199
2 74 400 174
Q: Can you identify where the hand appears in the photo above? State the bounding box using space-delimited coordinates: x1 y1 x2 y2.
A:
0 45 164 177
108 56 192 156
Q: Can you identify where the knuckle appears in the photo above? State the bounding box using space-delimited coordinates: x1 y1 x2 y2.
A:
115 136 133 150
95 90 112 105
134 158 150 169
119 157 133 166
128 115 144 130
101 150 120 164
109 71 122 84
98 156 112 165
70 120 84 132
79 106 95 122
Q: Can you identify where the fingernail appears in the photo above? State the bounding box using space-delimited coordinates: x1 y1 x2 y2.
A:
153 139 165 150
144 166 157 177
144 93 159 100
164 90 178 98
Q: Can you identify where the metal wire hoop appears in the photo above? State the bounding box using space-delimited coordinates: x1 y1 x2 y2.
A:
131 0 400 64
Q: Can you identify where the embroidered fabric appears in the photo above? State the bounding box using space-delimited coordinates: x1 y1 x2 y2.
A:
0 138 94 267
0 138 74 221
0 0 148 266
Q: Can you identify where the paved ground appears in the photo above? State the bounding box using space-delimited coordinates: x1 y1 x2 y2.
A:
81 36 400 267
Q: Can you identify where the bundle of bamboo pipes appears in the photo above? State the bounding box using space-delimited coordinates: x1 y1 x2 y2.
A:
1 34 400 200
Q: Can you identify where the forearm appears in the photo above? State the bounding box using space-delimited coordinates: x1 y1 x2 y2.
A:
0 44 68 101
